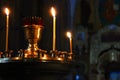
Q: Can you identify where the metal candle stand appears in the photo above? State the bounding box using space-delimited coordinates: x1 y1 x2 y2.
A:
0 16 73 80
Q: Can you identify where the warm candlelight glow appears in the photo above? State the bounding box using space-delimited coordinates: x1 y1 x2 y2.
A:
4 8 10 52
57 57 63 61
66 32 72 54
25 53 28 58
51 7 56 17
51 7 56 51
5 8 10 16
13 57 20 60
66 32 72 38
42 54 47 60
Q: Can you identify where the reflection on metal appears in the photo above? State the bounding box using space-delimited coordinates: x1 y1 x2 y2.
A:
23 24 43 58
0 16 73 63
0 16 74 80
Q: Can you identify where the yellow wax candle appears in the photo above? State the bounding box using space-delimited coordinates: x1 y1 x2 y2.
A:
5 8 10 52
51 7 56 51
66 32 72 54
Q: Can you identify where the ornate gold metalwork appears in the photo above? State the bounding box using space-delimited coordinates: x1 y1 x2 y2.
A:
23 24 43 58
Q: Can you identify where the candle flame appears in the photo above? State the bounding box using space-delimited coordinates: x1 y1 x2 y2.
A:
51 7 56 17
66 32 72 38
5 8 10 16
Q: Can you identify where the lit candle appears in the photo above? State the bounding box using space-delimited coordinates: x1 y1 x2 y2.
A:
51 7 56 51
66 32 72 54
5 8 10 52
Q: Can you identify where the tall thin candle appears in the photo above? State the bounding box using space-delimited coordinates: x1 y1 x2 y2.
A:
51 7 56 51
66 32 72 54
5 8 10 52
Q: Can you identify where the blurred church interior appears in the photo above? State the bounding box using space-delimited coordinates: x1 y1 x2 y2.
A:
0 0 120 80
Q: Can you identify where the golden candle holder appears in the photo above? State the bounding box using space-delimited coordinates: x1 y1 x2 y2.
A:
22 17 44 58
23 24 43 58
0 7 76 80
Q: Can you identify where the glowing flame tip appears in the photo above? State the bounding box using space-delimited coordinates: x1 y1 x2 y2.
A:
5 8 10 16
51 7 56 17
66 32 72 38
